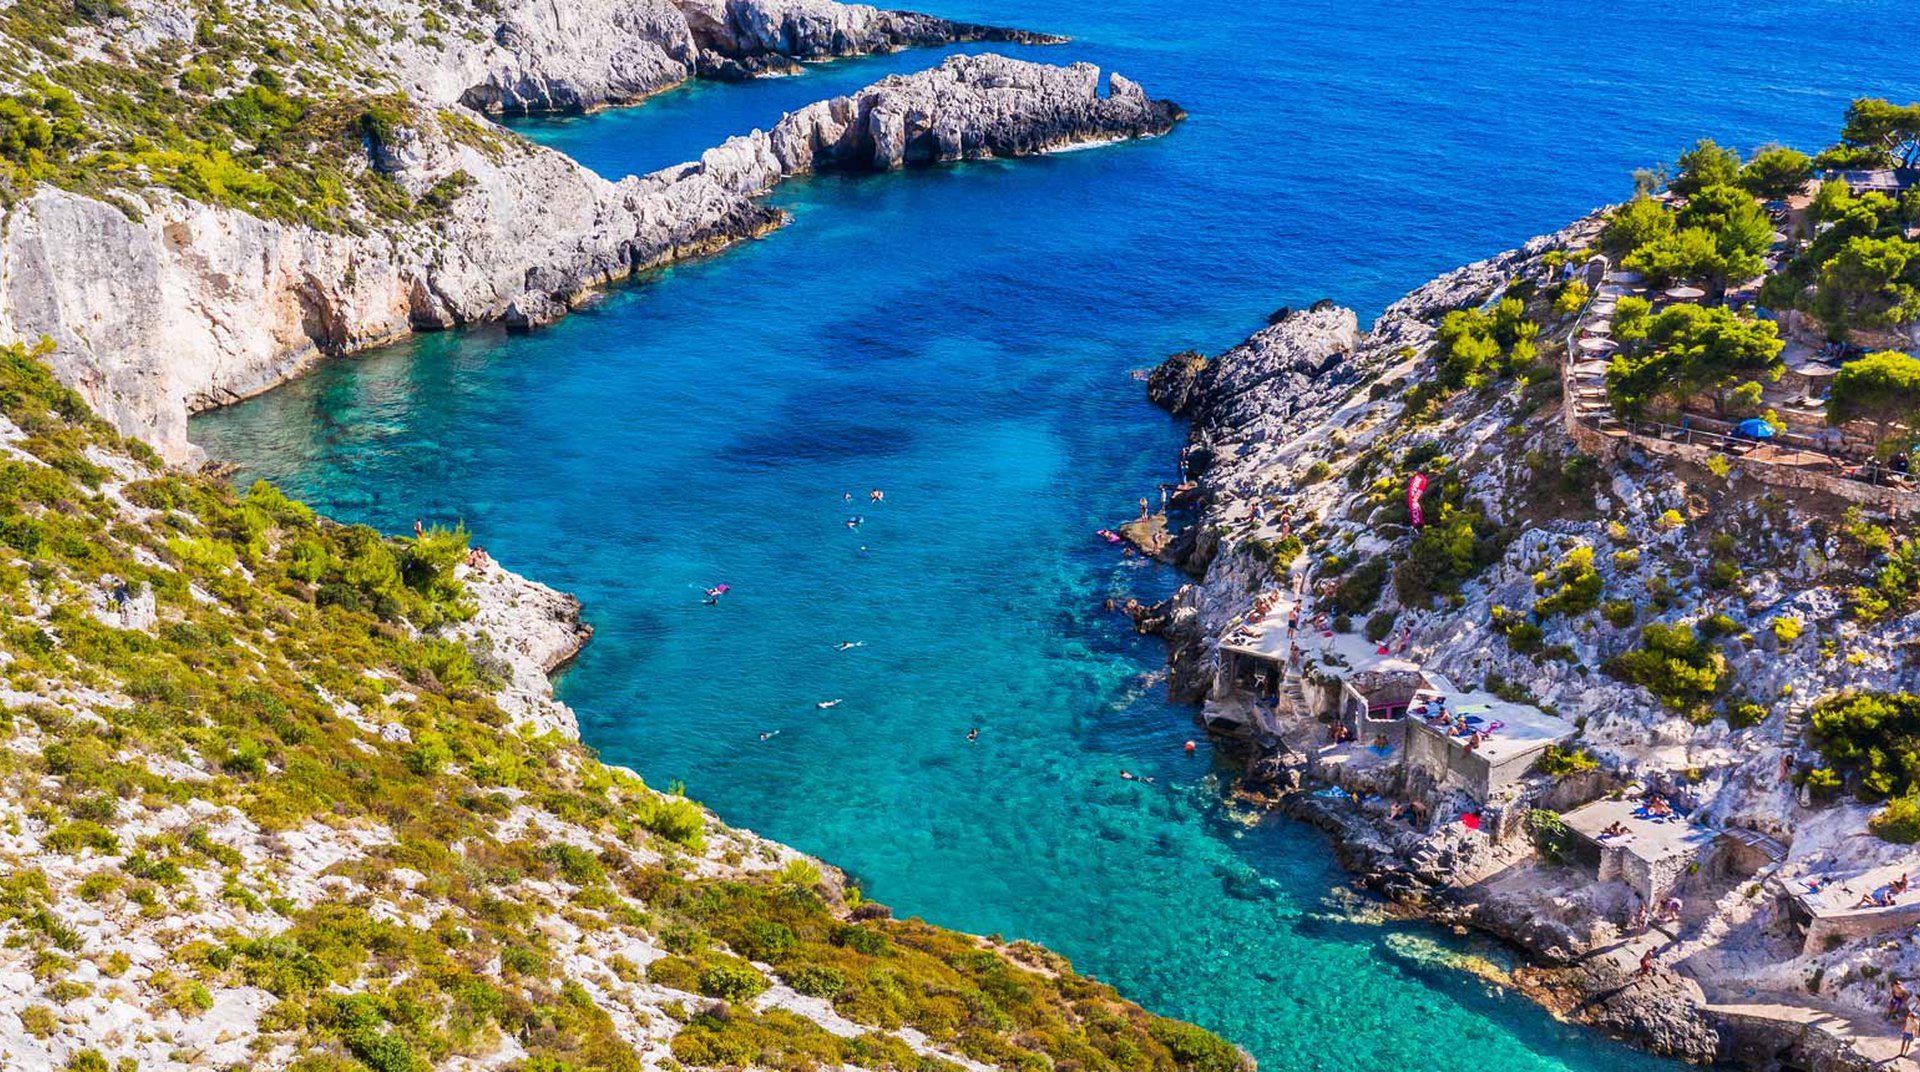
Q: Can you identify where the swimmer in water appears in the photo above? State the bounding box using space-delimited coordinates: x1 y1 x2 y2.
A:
844 491 853 503
846 516 863 529
869 488 885 503
835 641 865 651
967 727 980 742
758 730 781 741
816 699 843 710
1120 771 1135 780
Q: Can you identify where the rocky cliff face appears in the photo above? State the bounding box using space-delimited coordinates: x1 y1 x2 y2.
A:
1140 213 1920 1065
1 52 1177 462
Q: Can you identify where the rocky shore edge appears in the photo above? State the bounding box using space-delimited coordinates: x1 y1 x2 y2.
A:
4 28 1179 464
1130 224 1899 1071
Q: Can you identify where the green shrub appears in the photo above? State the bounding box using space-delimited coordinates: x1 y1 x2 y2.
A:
831 924 889 957
1147 1020 1246 1072
1872 795 1920 843
1394 500 1506 607
1600 599 1637 628
698 962 768 1003
1603 623 1727 713
19 1004 56 1038
636 787 705 851
1536 745 1599 777
1532 546 1603 618
1331 557 1387 614
1851 535 1920 623
1527 808 1573 861
45 820 118 855
782 964 847 998
1363 610 1396 643
1809 692 1920 801
1490 606 1543 655
1552 279 1590 315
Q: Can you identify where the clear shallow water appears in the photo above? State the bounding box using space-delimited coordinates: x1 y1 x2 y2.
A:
193 2 1912 1067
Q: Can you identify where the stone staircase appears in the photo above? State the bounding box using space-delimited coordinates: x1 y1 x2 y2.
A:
1781 703 1811 752
1284 672 1309 717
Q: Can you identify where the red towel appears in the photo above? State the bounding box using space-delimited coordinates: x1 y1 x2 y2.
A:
1460 813 1481 830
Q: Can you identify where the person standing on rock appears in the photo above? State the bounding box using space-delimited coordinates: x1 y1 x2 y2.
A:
1902 1007 1918 1057
1138 496 1150 520
1637 947 1656 976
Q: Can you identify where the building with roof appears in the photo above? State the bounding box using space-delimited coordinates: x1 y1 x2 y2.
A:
1218 595 1577 804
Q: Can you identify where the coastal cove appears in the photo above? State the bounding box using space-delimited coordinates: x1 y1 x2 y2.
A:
190 1 1912 1069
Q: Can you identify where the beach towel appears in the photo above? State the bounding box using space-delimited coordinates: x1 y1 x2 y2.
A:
1312 786 1350 800
1460 813 1481 830
1368 745 1392 757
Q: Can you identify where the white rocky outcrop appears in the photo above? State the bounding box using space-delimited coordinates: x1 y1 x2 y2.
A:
0 55 1176 463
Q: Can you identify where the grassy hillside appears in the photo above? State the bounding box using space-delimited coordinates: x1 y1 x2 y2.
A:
0 337 1249 1072
0 0 514 226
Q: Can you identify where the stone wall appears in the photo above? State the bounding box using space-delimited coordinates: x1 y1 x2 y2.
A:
1405 721 1491 801
1563 409 1919 515
1799 899 1920 957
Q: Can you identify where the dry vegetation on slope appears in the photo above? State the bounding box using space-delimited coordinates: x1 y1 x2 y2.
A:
0 339 1248 1072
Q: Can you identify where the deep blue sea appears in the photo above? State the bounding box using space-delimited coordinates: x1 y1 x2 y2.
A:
192 2 1912 1067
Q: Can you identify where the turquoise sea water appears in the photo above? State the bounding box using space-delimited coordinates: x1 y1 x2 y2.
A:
193 3 1913 1067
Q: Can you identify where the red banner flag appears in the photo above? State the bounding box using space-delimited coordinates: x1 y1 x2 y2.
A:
1408 472 1428 527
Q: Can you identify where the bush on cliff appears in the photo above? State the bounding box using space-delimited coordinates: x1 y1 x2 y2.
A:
1808 691 1920 803
1850 534 1920 623
1532 545 1603 618
1434 299 1538 389
1535 745 1599 777
1330 556 1387 614
1871 795 1920 843
1393 500 1508 608
1602 622 1727 715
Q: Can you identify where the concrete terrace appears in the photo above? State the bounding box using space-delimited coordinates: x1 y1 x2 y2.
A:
1564 797 1719 904
1782 859 1920 955
1219 594 1577 802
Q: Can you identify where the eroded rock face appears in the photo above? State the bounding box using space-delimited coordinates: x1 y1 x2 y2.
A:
683 0 1065 79
0 54 1178 462
413 0 1059 114
1175 305 1363 440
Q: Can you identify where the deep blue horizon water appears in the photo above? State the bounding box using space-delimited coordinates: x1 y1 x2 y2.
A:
192 2 1913 1067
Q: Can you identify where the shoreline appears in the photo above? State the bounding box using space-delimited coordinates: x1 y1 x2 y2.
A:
8 10 1177 464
